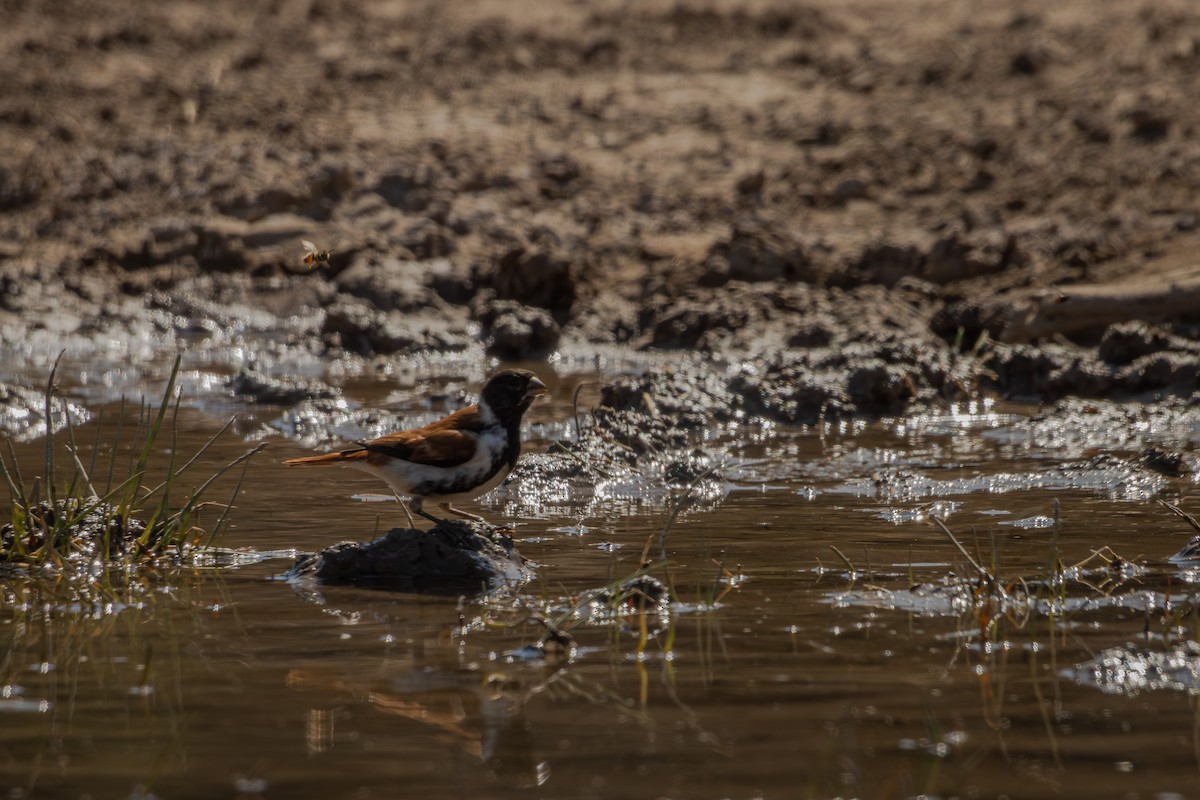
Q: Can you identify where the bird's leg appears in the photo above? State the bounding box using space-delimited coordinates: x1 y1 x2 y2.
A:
438 502 488 524
410 498 444 525
391 492 415 528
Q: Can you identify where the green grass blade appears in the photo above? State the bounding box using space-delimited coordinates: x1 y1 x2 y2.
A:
62 396 97 500
105 396 125 496
86 406 103 479
0 448 26 511
133 354 182 476
124 399 150 502
120 357 179 516
99 472 146 507
204 449 259 549
4 438 26 497
143 415 236 498
147 392 184 550
43 350 66 510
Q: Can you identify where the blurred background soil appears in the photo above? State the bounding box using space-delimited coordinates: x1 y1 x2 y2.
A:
2 0 1200 410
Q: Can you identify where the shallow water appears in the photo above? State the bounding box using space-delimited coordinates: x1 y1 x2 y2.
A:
3 362 1200 800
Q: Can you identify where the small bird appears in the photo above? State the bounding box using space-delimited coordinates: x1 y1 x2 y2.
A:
283 369 548 527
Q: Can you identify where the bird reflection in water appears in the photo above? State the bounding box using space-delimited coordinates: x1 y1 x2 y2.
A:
286 661 563 789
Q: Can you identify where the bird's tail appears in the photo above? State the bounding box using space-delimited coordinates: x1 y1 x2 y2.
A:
283 448 367 466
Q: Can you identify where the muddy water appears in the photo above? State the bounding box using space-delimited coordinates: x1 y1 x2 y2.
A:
3 365 1200 800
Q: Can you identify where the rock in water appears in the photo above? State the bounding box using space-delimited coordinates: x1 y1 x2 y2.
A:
287 520 531 592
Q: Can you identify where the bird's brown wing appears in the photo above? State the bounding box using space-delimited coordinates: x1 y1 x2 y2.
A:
283 405 486 468
358 405 486 468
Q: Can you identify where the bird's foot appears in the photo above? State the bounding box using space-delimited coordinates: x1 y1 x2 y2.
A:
438 503 489 524
407 499 446 527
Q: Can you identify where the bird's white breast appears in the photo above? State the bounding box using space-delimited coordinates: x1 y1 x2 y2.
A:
358 425 510 502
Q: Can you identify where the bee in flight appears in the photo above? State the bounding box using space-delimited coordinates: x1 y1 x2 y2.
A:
301 240 333 270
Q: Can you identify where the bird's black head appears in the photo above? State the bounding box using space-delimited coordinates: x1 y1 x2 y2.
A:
479 369 548 428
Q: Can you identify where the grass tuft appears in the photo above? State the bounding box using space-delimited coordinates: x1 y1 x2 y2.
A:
0 354 266 571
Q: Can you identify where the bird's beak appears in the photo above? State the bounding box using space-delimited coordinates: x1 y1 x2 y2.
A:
526 378 549 399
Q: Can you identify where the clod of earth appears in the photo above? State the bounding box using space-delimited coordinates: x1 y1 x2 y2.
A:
1168 536 1200 565
477 299 562 359
226 369 339 406
582 574 672 614
1068 642 1200 696
286 520 532 592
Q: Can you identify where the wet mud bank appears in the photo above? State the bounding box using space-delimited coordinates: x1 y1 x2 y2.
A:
4 261 1200 424
4 0 1200 416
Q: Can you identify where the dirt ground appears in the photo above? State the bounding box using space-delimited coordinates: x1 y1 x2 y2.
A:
3 0 1200 416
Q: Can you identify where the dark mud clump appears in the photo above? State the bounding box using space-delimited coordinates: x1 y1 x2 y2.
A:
599 366 742 430
484 243 577 325
1068 642 1200 696
476 299 562 359
226 369 339 406
1097 322 1193 365
287 520 531 593
732 334 961 424
585 574 671 613
561 574 674 636
0 497 147 562
1168 536 1200 565
1138 446 1191 478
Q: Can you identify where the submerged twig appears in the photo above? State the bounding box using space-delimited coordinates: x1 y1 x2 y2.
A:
932 517 992 582
1159 500 1200 536
651 461 724 563
828 545 857 577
